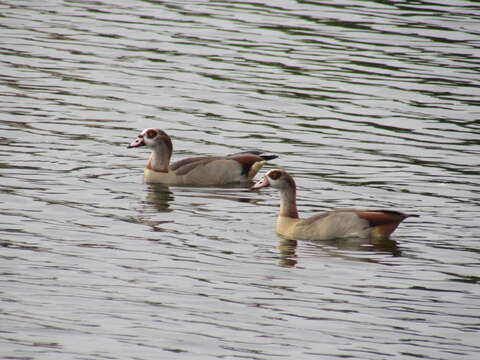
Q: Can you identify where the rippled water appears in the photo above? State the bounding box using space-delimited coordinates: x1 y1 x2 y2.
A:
1 1 479 359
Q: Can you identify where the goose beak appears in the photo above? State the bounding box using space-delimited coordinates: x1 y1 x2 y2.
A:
127 136 145 148
251 175 270 190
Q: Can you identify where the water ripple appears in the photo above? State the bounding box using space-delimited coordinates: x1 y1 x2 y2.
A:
1 1 479 359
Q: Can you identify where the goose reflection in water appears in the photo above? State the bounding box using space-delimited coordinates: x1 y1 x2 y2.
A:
276 236 401 268
144 184 174 213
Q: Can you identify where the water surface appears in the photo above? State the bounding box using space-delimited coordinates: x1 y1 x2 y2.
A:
1 1 479 359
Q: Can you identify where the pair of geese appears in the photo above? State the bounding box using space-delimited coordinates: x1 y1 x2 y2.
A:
128 128 418 242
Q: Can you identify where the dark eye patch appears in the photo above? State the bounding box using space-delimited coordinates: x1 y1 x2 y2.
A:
269 170 282 180
146 129 157 138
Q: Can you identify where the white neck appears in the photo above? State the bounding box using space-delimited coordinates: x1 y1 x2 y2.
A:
147 142 171 172
278 186 299 219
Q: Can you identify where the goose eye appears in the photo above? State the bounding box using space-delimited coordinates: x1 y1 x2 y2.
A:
269 170 282 180
146 129 157 138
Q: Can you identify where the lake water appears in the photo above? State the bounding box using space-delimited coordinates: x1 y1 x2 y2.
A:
1 1 479 359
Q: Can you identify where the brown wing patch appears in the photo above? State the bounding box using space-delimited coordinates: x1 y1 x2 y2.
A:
354 210 413 239
228 154 264 176
355 210 408 226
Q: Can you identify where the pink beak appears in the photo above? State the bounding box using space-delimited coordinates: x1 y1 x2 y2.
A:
127 136 145 148
251 175 270 190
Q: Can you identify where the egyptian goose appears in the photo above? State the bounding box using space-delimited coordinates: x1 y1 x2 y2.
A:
252 169 418 241
128 128 277 186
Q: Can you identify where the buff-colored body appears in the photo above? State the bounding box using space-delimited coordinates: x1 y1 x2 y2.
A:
128 128 275 186
276 212 372 241
253 169 418 241
144 159 266 186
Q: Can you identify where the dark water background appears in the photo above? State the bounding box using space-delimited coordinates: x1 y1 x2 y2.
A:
1 1 479 359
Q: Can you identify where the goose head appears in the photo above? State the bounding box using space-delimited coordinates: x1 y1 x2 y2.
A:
128 128 172 150
252 169 295 191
